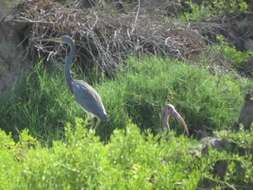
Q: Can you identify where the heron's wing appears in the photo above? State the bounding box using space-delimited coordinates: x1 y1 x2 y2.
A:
72 80 106 117
75 80 103 104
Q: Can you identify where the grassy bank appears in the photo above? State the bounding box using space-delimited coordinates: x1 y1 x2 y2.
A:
0 57 251 141
0 57 252 189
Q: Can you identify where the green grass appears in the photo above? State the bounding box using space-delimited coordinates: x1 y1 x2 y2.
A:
209 35 253 74
0 57 251 142
98 57 250 139
0 56 252 189
0 62 83 142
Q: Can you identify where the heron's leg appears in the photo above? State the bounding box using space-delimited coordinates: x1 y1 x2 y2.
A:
91 117 97 129
84 116 90 125
87 117 100 131
94 118 101 129
84 114 94 127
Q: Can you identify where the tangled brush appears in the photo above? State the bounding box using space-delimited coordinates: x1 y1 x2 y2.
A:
5 0 206 75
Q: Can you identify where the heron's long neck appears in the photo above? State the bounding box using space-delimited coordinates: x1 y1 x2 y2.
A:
64 44 76 93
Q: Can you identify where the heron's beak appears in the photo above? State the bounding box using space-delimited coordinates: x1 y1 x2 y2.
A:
171 109 189 136
41 37 62 43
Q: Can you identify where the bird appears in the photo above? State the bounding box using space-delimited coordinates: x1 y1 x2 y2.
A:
161 104 189 135
46 35 108 123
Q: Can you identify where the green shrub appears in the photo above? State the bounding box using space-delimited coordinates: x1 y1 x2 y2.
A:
0 131 22 189
98 57 250 139
181 0 248 21
0 119 252 189
0 121 207 189
216 129 253 148
210 35 253 69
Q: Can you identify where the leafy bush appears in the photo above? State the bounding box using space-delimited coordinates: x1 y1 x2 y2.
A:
216 129 253 148
0 119 252 189
210 35 253 69
182 0 248 21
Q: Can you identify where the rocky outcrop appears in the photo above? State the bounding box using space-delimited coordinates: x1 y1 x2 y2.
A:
237 91 253 129
0 7 29 92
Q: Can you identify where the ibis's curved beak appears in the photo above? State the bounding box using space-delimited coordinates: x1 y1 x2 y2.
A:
162 104 189 136
171 109 189 136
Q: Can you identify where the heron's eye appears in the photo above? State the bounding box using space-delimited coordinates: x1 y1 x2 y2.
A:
62 45 70 53
66 45 71 52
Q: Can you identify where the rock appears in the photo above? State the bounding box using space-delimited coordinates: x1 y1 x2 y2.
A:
196 177 218 190
0 9 4 21
212 159 228 178
237 91 253 129
200 135 252 157
212 159 246 181
201 137 237 152
199 136 250 157
237 57 253 77
249 0 253 11
0 18 29 92
194 13 253 51
244 38 253 51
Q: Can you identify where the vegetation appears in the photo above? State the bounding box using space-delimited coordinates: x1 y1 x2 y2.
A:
182 0 249 21
0 56 252 189
99 57 251 137
0 63 80 142
0 119 252 190
1 0 253 189
0 57 251 141
210 35 253 70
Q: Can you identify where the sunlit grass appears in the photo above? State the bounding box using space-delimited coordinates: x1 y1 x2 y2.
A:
0 56 252 189
0 119 252 189
98 57 250 138
0 57 251 142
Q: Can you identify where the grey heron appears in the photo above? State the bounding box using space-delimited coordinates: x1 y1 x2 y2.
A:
46 35 108 122
162 104 189 135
